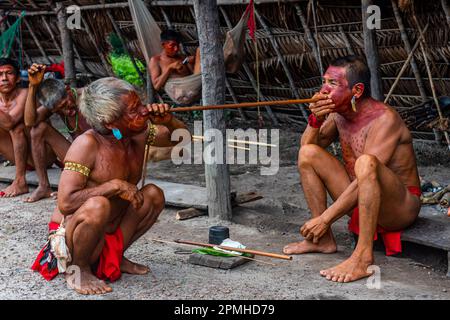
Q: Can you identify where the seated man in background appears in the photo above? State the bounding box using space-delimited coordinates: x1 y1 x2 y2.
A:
283 56 421 283
149 29 201 91
24 63 90 202
0 58 31 197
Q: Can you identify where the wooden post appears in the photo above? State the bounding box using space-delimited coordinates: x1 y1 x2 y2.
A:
362 0 384 101
391 0 428 102
442 0 450 27
56 2 77 87
255 8 309 121
218 7 279 125
193 0 232 220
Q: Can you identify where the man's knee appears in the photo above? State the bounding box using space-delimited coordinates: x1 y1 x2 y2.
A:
298 144 323 167
81 196 111 226
355 154 380 181
10 123 26 137
144 184 165 213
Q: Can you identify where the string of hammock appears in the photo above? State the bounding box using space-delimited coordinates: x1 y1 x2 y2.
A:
129 0 254 106
0 11 25 59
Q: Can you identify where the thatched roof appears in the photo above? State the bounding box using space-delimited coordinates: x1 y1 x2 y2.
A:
1 0 449 139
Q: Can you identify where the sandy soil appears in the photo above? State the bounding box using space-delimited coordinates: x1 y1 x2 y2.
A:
1 118 450 300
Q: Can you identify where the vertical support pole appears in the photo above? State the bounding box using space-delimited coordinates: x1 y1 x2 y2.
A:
362 0 384 101
193 0 232 220
442 0 450 27
391 0 428 102
57 2 77 87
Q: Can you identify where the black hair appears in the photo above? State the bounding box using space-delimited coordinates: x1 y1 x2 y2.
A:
0 57 20 76
329 55 371 98
160 29 182 44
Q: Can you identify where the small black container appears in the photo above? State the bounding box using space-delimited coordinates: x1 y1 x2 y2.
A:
209 226 230 245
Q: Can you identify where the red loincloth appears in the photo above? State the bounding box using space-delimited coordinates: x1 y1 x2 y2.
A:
32 223 124 283
31 222 61 281
348 186 421 256
95 227 124 283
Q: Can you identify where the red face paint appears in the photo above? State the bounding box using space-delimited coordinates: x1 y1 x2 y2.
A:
162 40 180 57
320 66 353 114
120 92 148 132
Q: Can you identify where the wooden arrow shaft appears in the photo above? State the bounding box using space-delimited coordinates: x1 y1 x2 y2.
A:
175 239 292 261
170 98 317 113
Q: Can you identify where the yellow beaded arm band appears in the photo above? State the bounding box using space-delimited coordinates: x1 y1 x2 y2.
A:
64 162 91 178
147 123 158 147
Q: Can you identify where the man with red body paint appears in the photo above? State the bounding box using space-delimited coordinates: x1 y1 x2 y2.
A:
283 56 421 283
149 29 201 91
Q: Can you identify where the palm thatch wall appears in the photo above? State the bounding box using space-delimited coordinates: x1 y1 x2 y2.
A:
1 0 449 140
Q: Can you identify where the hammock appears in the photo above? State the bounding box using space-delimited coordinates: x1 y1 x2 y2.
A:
129 0 251 106
0 12 25 58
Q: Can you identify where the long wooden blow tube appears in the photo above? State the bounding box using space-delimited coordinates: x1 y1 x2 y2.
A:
175 239 293 261
169 98 318 113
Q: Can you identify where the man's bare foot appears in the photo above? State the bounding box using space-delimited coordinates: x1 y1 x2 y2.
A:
320 251 374 283
120 257 150 275
66 268 112 295
1 180 28 198
283 232 337 254
23 186 54 203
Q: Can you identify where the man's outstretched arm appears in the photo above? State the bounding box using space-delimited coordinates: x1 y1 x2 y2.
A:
25 64 49 127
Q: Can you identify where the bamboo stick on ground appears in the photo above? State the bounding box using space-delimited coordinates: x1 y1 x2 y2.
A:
151 239 276 266
174 239 293 260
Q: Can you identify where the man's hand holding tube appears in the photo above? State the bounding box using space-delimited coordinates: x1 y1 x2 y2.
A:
308 93 336 123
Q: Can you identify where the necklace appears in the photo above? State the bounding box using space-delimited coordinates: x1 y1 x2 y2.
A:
64 88 79 134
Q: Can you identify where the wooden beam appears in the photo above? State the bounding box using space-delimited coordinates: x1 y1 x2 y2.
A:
193 0 232 221
23 18 53 64
294 3 324 75
56 2 76 87
80 16 114 76
41 16 62 56
391 0 428 102
219 6 279 125
255 8 309 121
362 0 384 101
442 0 450 27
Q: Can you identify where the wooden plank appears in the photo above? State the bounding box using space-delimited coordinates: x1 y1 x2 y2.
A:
188 253 250 270
0 166 208 210
176 208 207 220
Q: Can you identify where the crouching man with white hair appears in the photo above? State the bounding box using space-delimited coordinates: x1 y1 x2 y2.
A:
32 77 189 295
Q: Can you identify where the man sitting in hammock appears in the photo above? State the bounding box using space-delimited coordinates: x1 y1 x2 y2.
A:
149 29 201 104
23 63 91 203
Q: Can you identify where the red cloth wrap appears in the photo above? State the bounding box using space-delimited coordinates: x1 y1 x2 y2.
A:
32 223 124 283
308 114 324 129
348 186 421 256
95 227 124 283
31 222 60 281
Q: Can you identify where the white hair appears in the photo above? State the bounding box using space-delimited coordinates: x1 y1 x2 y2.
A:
79 77 135 134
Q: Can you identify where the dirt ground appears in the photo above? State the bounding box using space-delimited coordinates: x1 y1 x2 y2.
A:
1 117 450 300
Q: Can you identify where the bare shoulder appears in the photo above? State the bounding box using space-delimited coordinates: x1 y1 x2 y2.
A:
66 130 99 161
373 102 403 128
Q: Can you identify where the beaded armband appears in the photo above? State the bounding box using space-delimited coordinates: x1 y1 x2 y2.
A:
147 123 158 147
64 162 91 178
